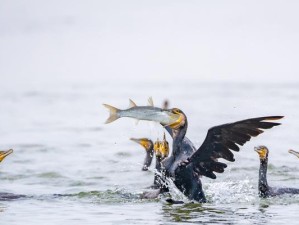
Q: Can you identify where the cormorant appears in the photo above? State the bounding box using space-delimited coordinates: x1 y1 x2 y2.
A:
0 149 25 201
104 100 283 202
153 133 169 189
130 134 170 189
254 146 299 197
160 108 282 202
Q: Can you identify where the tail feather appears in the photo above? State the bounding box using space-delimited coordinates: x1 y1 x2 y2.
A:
103 104 120 123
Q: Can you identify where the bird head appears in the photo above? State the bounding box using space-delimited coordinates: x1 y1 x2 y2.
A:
254 146 269 160
168 108 186 130
130 138 153 151
154 135 169 159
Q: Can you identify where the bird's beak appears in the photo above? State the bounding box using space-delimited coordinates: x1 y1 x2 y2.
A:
0 149 13 162
168 112 185 129
130 138 149 150
254 147 266 159
130 138 140 144
289 149 299 158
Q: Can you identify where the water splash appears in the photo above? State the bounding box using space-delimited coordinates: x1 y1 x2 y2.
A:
205 179 257 204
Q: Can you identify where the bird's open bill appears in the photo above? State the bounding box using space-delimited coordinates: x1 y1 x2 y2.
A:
130 138 152 150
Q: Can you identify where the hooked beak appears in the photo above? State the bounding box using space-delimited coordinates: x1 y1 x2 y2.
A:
130 138 140 144
254 147 259 153
0 149 13 162
289 149 299 158
130 138 150 150
254 147 267 160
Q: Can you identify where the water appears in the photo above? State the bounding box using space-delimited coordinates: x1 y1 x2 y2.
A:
0 80 298 224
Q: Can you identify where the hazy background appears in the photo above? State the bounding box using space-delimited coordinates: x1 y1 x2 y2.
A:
1 0 299 87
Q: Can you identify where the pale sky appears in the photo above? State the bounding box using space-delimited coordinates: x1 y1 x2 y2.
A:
1 0 299 86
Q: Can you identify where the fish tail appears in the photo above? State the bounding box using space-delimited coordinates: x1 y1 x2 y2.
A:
103 104 120 123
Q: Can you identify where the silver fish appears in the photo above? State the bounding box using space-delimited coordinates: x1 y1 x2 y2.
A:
103 98 179 126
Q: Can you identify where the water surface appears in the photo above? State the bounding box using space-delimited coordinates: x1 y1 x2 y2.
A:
0 81 299 224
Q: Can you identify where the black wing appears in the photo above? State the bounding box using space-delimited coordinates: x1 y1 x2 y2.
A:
187 116 283 179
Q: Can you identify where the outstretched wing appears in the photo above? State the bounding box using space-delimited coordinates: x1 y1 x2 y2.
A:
187 116 283 179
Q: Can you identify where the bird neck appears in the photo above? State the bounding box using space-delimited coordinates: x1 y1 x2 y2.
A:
155 156 162 172
172 119 188 156
142 147 154 171
154 155 168 190
258 158 269 196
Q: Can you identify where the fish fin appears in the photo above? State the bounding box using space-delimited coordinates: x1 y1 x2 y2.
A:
129 99 137 108
148 97 154 106
103 104 120 124
135 119 140 125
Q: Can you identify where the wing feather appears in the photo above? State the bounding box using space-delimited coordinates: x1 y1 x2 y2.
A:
187 116 283 179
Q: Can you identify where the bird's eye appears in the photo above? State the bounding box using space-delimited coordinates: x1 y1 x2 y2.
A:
173 108 180 114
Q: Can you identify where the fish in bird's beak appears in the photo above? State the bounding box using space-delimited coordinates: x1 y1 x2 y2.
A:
167 108 186 129
0 149 13 162
103 98 180 126
289 149 299 158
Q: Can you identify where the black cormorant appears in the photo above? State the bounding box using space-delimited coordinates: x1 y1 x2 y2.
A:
0 149 25 200
254 145 299 197
152 133 169 189
104 99 283 202
159 108 282 202
130 134 170 189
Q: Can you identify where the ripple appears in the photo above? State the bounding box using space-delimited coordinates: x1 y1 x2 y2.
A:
0 192 28 201
37 172 66 179
162 203 235 223
17 144 46 149
53 189 148 204
115 152 132 157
